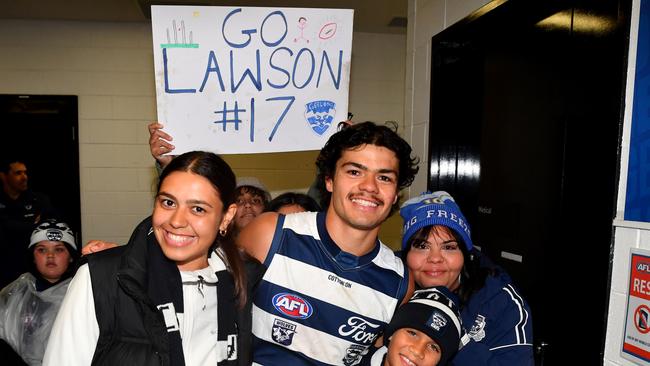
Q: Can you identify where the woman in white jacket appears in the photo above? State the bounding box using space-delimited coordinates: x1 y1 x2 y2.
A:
43 151 252 366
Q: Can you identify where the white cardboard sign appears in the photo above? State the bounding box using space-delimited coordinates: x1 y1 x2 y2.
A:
151 6 354 154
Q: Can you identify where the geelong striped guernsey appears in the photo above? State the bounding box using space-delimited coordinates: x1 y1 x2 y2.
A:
252 212 409 366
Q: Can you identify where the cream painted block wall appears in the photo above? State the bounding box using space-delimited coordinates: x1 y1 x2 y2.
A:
0 19 406 247
405 0 490 197
0 20 157 245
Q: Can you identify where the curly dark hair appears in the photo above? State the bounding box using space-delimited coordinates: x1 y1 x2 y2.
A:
315 121 419 212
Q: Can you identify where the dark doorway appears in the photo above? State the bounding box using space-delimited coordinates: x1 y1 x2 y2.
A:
428 0 629 364
0 95 81 242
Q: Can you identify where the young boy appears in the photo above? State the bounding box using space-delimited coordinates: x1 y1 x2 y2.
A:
364 287 464 366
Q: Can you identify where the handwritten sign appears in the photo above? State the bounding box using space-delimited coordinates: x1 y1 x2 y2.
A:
151 6 354 154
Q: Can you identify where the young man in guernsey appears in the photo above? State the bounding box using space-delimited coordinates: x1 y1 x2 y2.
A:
237 121 419 366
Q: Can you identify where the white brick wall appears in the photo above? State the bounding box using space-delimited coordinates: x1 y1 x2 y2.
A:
0 19 405 245
0 20 156 244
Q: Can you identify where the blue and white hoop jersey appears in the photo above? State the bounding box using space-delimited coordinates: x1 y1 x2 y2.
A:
252 212 409 366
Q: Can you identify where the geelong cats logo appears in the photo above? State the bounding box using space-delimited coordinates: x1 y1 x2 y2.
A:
304 100 336 135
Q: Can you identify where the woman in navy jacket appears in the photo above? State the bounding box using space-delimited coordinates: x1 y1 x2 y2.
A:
399 191 533 365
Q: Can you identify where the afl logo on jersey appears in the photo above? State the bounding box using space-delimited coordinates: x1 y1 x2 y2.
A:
272 293 313 319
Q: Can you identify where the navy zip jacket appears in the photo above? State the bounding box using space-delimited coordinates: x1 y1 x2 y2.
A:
452 261 533 366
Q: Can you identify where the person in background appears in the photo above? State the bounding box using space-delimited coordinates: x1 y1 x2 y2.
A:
266 192 320 215
399 191 533 365
362 287 464 366
0 219 79 366
0 158 57 288
44 151 253 366
234 177 271 232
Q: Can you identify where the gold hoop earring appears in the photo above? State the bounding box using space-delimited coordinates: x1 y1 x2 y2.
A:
219 228 227 237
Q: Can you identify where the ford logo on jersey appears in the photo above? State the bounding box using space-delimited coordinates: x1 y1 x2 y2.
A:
272 293 313 319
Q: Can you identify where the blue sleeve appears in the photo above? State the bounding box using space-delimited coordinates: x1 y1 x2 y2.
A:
452 282 534 366
451 340 533 366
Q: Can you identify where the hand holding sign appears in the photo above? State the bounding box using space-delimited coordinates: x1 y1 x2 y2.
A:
148 122 176 168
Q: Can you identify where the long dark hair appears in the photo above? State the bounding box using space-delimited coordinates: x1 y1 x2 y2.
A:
315 121 419 211
402 225 493 305
158 151 247 307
